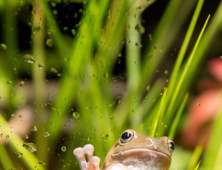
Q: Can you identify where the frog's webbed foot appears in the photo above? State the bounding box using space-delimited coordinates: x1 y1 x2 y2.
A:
74 144 100 170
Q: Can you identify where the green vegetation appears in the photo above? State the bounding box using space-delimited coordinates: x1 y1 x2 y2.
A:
0 0 222 169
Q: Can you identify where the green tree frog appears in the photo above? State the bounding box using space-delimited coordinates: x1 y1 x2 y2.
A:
74 129 175 170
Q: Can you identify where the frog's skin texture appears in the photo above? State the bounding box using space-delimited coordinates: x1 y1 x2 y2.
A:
73 129 175 170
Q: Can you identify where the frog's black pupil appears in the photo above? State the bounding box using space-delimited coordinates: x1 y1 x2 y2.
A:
170 142 175 150
121 132 131 139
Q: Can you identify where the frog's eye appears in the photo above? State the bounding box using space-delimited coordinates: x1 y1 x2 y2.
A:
120 130 134 144
167 139 175 153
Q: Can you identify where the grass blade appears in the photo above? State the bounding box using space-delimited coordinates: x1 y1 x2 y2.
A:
150 88 167 137
169 93 189 139
165 14 210 123
0 114 46 170
187 145 203 170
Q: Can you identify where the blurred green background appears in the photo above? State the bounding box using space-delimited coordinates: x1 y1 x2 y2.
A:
0 0 222 169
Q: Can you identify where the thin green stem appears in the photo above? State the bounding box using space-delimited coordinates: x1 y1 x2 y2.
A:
0 114 45 170
32 1 48 164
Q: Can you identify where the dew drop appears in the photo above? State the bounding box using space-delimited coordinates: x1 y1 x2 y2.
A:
23 142 37 153
6 135 9 139
0 43 7 50
61 146 66 152
197 102 201 106
7 81 12 84
24 54 35 64
19 81 25 86
72 112 80 119
38 63 45 69
25 135 29 139
19 115 23 118
39 161 46 165
31 126 37 131
43 132 50 137
146 85 150 91
18 152 23 158
71 29 76 36
103 72 109 79
50 67 58 73
32 25 41 34
102 134 109 141
46 38 53 47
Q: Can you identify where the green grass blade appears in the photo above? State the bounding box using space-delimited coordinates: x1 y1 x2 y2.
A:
141 0 198 85
213 142 222 170
167 0 205 103
165 14 210 123
202 108 222 169
134 79 165 130
0 114 46 170
0 144 15 169
187 145 203 170
169 93 189 139
150 88 167 137
32 1 48 163
193 161 201 170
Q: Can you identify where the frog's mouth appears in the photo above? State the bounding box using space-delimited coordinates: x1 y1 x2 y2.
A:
111 148 171 164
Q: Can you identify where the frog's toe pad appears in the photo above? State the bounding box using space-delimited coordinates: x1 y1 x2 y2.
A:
74 144 100 170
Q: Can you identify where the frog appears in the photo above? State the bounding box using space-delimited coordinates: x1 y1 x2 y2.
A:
73 129 175 170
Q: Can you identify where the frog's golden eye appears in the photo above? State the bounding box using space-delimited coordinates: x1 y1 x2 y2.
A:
167 139 175 153
120 130 134 144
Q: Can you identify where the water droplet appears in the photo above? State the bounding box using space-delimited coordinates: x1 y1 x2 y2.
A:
25 135 29 139
0 133 3 137
0 43 7 50
164 70 168 75
46 39 53 47
43 132 50 137
110 115 114 119
7 81 12 84
19 81 25 86
23 142 37 153
71 29 76 36
38 63 45 69
24 54 35 64
53 9 58 15
63 27 68 31
87 137 92 142
103 73 109 79
6 135 9 139
50 67 58 73
146 85 150 91
39 161 46 166
57 73 62 77
32 25 41 34
102 134 109 141
197 102 201 106
135 42 142 48
18 152 23 158
51 107 61 115
135 23 145 34
61 146 66 152
50 2 56 7
19 115 23 118
72 112 80 119
31 126 37 131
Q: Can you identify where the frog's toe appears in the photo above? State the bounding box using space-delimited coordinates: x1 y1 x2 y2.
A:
91 156 100 170
73 147 88 169
83 144 94 161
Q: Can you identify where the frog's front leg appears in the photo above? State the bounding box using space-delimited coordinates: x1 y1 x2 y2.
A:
74 144 100 170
